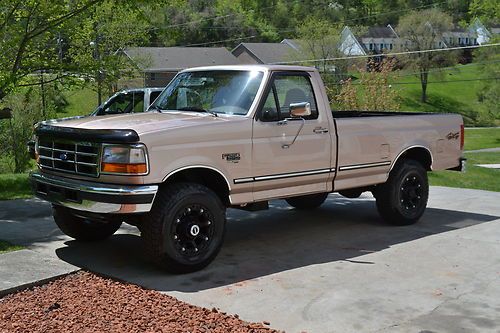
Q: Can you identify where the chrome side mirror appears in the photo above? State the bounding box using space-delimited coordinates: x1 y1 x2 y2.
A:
289 102 311 117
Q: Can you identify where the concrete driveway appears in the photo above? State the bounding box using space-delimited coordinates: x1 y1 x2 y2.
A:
1 186 499 333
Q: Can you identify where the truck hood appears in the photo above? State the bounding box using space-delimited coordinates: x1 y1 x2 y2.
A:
44 111 232 135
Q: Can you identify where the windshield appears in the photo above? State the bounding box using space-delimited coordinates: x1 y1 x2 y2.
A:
151 70 264 116
96 91 144 115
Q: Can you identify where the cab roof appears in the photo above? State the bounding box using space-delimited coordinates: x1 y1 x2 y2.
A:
179 64 317 73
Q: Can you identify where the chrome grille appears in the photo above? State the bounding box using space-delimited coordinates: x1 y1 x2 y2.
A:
38 138 100 177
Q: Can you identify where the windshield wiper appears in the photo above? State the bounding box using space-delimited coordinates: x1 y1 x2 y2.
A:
148 105 165 113
178 106 218 117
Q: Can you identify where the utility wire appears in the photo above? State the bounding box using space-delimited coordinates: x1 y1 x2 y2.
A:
333 77 499 86
319 59 500 78
179 35 257 47
273 43 500 65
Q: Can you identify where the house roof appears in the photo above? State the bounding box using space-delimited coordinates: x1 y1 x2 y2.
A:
362 26 398 39
123 47 239 72
231 42 300 64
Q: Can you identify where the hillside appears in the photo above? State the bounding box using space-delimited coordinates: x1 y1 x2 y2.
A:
394 64 498 126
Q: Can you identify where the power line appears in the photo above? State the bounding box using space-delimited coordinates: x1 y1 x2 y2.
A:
333 77 499 86
179 35 257 47
273 43 500 65
319 59 500 78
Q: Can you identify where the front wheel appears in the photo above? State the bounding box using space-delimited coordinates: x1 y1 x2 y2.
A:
286 192 329 210
52 205 122 241
141 183 226 274
374 159 429 225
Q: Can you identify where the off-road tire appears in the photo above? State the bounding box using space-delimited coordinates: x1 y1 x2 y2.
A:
52 205 122 241
141 183 226 274
286 192 329 210
374 159 429 226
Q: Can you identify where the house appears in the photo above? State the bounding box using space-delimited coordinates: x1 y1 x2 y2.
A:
469 18 500 44
442 27 478 47
231 41 302 64
340 25 399 56
339 26 366 56
123 47 240 87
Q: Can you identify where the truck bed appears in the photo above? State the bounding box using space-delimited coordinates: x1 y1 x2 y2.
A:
332 112 463 191
332 111 431 118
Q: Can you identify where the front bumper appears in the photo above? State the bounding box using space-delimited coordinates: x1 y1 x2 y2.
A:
30 172 158 214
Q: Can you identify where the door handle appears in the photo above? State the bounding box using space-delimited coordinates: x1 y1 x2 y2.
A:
313 127 329 134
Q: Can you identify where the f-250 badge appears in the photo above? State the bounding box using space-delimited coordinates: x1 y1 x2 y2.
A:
222 153 240 163
446 132 459 140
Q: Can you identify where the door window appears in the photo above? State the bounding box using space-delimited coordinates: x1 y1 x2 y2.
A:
259 74 318 121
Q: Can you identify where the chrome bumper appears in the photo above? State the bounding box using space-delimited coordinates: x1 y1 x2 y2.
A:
30 172 158 214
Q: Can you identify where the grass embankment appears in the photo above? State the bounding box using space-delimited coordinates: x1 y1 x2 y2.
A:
0 173 31 200
395 64 498 126
0 240 23 254
429 152 500 192
58 86 99 118
464 127 500 151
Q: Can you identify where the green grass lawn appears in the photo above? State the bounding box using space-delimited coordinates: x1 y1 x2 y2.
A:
464 128 500 151
58 85 99 118
429 152 500 192
394 64 496 126
0 240 23 254
0 173 32 200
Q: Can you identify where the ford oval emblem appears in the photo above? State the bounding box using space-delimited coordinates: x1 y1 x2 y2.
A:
59 153 68 161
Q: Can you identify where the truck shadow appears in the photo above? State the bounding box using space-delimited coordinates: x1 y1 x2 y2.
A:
54 194 500 293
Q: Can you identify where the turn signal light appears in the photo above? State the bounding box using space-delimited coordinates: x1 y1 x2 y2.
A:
101 163 147 174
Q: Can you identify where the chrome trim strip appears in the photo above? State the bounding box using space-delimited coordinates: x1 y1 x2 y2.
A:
163 165 232 191
39 146 98 156
233 168 333 184
255 168 331 181
339 161 391 171
389 145 433 172
234 177 254 184
31 172 158 214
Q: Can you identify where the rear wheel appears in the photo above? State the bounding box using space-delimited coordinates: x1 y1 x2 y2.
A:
374 159 428 225
52 205 122 241
141 183 226 274
286 193 329 210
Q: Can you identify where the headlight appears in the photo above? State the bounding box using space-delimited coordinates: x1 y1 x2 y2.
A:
101 144 148 175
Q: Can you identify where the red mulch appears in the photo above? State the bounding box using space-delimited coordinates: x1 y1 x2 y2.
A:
0 271 282 333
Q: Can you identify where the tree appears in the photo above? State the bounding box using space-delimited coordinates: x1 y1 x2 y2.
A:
0 0 101 103
397 8 455 102
474 36 500 126
68 1 151 104
469 0 500 25
335 59 400 111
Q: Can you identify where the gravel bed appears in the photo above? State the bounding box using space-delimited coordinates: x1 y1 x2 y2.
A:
0 271 282 333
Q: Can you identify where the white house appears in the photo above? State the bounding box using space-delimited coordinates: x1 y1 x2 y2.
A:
339 25 399 56
468 18 500 45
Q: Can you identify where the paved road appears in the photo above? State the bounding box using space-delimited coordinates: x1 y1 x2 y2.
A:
1 186 500 333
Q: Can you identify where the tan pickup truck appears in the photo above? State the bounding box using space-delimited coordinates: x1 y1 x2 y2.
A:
31 65 465 273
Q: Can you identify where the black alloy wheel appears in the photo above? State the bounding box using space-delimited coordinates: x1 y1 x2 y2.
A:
171 204 216 259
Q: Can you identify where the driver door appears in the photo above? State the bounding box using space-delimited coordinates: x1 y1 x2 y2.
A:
251 72 332 201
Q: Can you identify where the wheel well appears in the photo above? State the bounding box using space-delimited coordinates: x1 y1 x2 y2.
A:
163 168 230 205
394 147 432 171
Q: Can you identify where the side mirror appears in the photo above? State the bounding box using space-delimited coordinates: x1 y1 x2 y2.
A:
289 102 311 118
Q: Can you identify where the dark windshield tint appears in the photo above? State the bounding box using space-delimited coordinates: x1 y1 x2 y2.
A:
152 70 264 115
97 92 144 115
